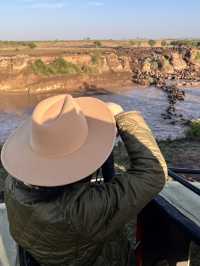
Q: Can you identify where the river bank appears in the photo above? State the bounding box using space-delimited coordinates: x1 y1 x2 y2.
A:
1 47 200 93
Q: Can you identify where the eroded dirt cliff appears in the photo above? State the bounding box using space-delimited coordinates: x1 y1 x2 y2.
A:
0 47 200 92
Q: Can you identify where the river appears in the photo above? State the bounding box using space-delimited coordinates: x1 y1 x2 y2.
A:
0 86 200 144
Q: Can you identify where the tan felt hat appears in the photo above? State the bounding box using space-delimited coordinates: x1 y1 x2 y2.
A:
1 94 117 187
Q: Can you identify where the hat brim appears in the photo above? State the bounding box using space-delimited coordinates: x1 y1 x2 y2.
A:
1 97 116 187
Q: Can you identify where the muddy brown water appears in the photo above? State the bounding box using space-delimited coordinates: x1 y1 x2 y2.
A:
0 87 200 144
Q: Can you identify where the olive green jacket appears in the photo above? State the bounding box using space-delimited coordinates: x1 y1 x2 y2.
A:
5 112 168 266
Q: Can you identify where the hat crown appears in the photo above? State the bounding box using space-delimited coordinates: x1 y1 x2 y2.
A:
30 94 88 157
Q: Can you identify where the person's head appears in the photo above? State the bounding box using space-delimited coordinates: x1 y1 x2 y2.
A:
1 94 123 188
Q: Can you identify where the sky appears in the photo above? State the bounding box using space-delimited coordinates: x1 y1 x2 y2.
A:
0 0 200 41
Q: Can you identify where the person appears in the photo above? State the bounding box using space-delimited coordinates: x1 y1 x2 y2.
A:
1 94 167 266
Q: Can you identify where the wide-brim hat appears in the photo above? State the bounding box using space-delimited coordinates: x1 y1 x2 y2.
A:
1 94 116 187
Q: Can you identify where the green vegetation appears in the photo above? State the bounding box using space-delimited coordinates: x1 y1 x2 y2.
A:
28 42 37 49
51 58 81 74
94 40 102 48
32 59 52 76
115 136 200 172
186 119 200 140
158 138 200 169
158 120 200 168
31 58 82 76
195 51 200 62
0 41 37 48
91 50 102 65
129 40 136 46
170 39 200 48
148 39 156 47
31 57 98 76
129 40 143 47
161 40 167 47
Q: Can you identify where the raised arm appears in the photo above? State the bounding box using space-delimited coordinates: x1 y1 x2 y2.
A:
67 111 168 239
115 111 168 214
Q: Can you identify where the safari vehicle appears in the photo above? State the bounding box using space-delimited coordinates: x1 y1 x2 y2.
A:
1 163 200 266
135 168 200 266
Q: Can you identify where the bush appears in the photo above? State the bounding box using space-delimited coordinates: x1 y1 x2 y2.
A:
129 40 143 47
32 59 52 76
148 39 156 47
195 52 200 62
28 42 37 49
129 40 136 46
91 50 102 65
50 58 81 75
0 41 37 48
186 119 200 140
170 39 200 48
161 40 167 46
94 40 102 48
31 58 81 76
31 57 99 76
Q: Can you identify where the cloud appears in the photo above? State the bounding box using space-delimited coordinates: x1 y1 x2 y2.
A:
88 1 104 7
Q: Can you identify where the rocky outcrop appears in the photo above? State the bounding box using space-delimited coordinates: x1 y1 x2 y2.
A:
131 47 200 86
0 55 30 73
171 52 187 71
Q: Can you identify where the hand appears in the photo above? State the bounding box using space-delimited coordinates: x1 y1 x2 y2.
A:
106 102 124 117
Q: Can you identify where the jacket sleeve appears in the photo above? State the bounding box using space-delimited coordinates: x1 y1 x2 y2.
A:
67 111 168 240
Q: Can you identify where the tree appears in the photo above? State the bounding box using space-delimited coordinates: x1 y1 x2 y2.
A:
28 42 37 49
161 40 167 47
196 41 200 48
94 40 102 48
148 39 156 47
129 40 136 46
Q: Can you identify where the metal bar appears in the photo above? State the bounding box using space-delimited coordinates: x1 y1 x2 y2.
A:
168 169 200 197
169 168 200 175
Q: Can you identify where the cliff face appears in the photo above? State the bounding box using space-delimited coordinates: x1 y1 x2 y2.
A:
0 53 132 74
0 47 200 92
